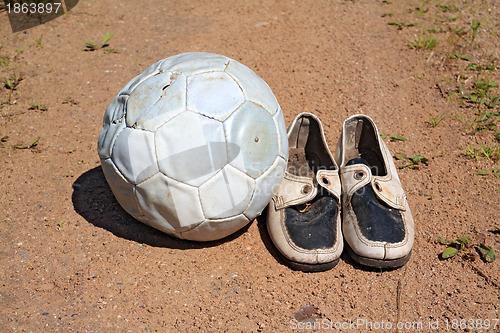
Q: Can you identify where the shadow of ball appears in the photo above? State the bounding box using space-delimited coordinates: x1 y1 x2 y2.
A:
71 166 250 249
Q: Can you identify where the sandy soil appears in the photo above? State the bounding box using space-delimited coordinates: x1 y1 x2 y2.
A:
1 0 499 332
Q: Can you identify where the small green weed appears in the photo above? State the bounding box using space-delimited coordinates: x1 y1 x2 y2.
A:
463 80 499 108
494 168 500 178
0 135 8 148
437 234 495 263
394 153 428 169
4 73 24 104
479 144 499 160
475 168 500 178
464 144 500 161
388 21 416 29
390 134 407 142
471 19 480 44
34 34 43 48
466 63 495 71
409 35 438 50
464 144 479 159
437 16 457 22
427 113 446 127
450 74 499 112
86 33 117 52
14 137 40 150
63 97 80 105
437 4 458 13
5 73 23 90
472 110 499 133
103 47 120 54
29 101 48 112
448 50 472 61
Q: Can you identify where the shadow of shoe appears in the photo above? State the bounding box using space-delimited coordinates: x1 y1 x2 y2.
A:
72 166 250 249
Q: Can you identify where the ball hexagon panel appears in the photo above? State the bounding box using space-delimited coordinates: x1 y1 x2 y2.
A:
135 73 187 132
135 173 205 235
100 158 143 219
186 71 245 122
118 60 162 96
198 164 255 219
225 101 279 179
111 127 158 185
102 94 127 127
244 156 287 219
159 52 229 76
126 71 174 127
274 107 289 160
225 59 279 116
180 214 250 241
98 95 127 159
156 111 227 187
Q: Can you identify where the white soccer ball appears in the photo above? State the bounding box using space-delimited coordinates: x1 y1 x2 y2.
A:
98 52 288 241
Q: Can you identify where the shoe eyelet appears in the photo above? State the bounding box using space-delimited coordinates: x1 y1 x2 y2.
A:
375 182 383 192
320 176 330 186
353 170 365 180
301 184 312 194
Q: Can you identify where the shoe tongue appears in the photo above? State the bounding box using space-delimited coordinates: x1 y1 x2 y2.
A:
346 158 369 167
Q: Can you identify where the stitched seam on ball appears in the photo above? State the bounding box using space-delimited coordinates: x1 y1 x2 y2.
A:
133 185 145 218
223 59 231 72
180 220 205 233
109 126 125 159
226 164 254 218
196 185 207 220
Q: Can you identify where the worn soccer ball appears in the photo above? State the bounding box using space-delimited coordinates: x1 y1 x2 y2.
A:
98 52 288 241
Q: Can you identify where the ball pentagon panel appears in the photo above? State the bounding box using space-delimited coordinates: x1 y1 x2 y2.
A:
224 101 279 179
186 71 245 122
155 111 227 187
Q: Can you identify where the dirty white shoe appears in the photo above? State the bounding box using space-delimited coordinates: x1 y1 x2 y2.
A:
336 114 414 268
267 113 343 272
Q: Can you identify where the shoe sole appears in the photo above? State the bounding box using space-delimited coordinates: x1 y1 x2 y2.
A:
271 244 340 272
345 243 411 269
284 257 340 272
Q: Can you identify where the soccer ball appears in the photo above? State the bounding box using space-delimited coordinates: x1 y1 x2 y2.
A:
98 52 288 241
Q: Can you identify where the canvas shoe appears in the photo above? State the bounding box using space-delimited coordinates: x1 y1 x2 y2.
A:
267 113 343 272
336 114 414 268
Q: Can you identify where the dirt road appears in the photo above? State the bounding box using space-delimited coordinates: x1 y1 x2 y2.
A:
1 0 498 331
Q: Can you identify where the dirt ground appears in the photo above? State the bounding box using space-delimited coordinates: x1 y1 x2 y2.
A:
1 0 499 332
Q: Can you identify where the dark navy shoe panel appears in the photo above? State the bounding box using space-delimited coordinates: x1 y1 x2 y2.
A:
346 158 367 167
350 184 405 243
346 158 405 243
284 196 338 250
346 157 380 176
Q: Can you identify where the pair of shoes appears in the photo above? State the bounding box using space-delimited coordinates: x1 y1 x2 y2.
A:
267 113 414 271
